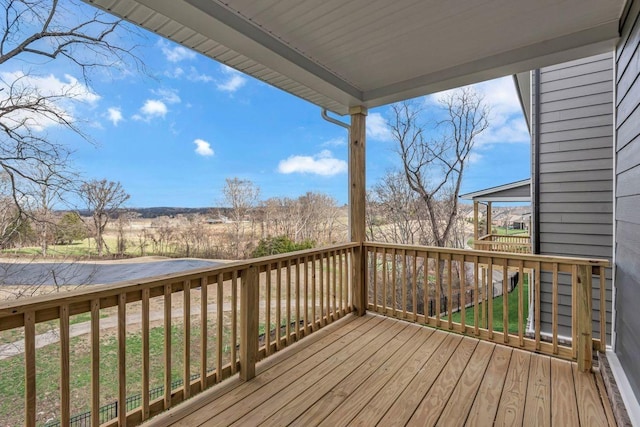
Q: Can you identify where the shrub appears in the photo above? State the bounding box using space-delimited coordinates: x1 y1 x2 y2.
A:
251 235 314 257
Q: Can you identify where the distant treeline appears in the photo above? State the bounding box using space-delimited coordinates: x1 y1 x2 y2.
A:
67 207 231 219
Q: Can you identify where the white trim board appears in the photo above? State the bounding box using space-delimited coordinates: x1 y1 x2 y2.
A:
607 350 640 426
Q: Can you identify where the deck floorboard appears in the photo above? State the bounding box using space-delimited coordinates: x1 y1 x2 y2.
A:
145 313 615 427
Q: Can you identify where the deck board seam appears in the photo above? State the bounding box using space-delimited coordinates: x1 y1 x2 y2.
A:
400 334 469 425
209 318 405 425
305 325 433 427
459 343 499 427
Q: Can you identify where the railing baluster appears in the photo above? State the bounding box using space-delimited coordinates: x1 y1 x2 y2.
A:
422 252 428 320
296 258 301 335
200 278 208 388
391 248 397 317
382 248 387 314
481 267 486 329
503 261 508 343
518 261 524 347
304 257 309 336
447 254 453 330
367 248 378 311
552 263 559 355
24 310 35 427
142 288 150 420
577 265 593 371
216 273 223 381
90 299 100 427
459 256 466 332
474 256 479 336
412 251 418 321
319 253 325 327
435 252 441 326
599 268 606 351
232 270 238 372
163 284 172 410
535 262 541 351
60 304 70 426
571 264 578 360
311 255 317 331
402 249 407 319
118 293 127 427
276 261 282 350
183 280 191 399
266 264 272 354
332 250 337 320
342 249 348 314
286 259 292 343
488 258 494 340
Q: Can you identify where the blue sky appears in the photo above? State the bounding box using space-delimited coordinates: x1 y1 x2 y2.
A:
6 6 531 208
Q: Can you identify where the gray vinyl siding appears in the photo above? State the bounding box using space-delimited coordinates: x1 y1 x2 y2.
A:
482 185 530 199
532 53 614 342
615 0 640 402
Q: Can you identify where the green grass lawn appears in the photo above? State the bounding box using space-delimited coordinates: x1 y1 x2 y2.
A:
447 280 529 334
492 226 529 236
0 314 296 426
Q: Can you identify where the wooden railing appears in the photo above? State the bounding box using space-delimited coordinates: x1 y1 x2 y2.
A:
0 243 356 427
364 242 608 371
474 234 531 253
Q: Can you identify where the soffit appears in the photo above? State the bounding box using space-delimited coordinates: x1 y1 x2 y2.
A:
87 0 625 115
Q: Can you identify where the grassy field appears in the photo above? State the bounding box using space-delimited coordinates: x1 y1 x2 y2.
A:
0 319 232 426
0 312 299 426
447 280 529 334
2 236 144 258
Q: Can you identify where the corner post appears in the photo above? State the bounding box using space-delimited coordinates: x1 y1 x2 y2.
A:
240 265 259 380
486 201 493 236
577 265 593 372
349 106 367 316
473 201 479 247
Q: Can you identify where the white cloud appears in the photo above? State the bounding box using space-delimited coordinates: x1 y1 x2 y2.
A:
107 107 123 126
0 71 100 131
278 150 347 176
217 65 247 93
367 112 393 141
152 88 181 104
158 40 196 63
188 67 214 83
133 99 168 121
193 138 214 156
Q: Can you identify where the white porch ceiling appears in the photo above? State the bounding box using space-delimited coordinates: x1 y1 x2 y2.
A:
86 0 626 115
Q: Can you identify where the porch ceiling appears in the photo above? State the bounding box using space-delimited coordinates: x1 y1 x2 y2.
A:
87 0 625 114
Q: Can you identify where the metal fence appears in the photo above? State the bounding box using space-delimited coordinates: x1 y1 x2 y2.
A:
44 373 203 427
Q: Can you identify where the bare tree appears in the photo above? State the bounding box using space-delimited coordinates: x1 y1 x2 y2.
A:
80 179 129 257
391 88 489 248
0 0 142 219
222 177 260 258
367 171 428 245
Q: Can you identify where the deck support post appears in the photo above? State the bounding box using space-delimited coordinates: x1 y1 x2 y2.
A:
349 106 367 316
577 265 593 372
486 201 492 236
240 265 259 380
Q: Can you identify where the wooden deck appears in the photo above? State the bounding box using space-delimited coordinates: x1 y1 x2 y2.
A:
147 314 615 427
